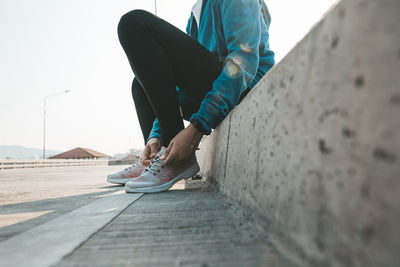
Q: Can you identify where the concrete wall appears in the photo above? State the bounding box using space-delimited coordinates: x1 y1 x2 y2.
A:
197 0 400 266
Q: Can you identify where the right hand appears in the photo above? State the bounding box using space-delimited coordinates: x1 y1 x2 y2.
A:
141 138 162 166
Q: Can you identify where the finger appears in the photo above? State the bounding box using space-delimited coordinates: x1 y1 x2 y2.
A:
150 144 161 157
164 154 172 166
142 147 150 161
143 159 151 166
161 144 172 161
164 147 178 166
163 150 173 165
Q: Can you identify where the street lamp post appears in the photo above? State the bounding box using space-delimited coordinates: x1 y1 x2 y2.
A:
154 0 157 15
43 90 70 159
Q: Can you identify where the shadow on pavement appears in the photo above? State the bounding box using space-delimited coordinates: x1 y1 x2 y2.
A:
0 187 121 242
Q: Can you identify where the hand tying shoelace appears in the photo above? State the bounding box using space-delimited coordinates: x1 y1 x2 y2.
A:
143 155 164 175
125 146 200 193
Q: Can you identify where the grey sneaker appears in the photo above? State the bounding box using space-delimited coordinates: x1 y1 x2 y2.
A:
125 147 200 193
107 157 145 185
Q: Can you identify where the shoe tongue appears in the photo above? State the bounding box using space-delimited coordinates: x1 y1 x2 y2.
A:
156 146 167 158
144 147 167 173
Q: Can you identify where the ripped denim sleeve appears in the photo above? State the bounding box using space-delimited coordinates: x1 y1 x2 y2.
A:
189 0 263 135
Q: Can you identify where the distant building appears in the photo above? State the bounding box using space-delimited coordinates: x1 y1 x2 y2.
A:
49 147 110 159
108 153 140 166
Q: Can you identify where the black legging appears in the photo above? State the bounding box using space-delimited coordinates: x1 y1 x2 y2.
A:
118 9 222 146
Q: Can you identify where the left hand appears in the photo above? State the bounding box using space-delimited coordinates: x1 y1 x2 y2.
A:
161 123 203 167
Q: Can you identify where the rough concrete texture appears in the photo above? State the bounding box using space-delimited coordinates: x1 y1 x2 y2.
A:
198 0 400 266
57 185 293 267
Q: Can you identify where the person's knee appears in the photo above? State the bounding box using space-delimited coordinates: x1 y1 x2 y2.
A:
118 9 153 44
118 9 151 32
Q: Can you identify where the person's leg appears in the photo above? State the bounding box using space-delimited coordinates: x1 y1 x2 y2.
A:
131 78 156 144
118 9 222 145
107 78 152 184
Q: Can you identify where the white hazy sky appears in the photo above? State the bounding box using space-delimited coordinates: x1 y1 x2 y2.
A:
0 0 338 156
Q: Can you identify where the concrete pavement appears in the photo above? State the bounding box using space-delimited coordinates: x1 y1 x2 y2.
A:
0 166 286 266
57 186 289 267
0 165 128 242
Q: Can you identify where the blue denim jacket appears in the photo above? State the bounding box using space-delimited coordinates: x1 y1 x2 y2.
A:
148 0 275 142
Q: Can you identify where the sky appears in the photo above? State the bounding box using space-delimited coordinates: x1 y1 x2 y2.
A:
0 0 338 156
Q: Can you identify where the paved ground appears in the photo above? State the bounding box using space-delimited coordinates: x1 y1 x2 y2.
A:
57 187 290 267
0 166 290 267
0 165 128 242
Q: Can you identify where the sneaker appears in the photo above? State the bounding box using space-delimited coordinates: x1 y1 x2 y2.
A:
125 146 200 193
107 157 145 184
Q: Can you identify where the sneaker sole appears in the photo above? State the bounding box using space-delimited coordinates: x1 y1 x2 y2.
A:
107 176 141 185
125 163 200 193
106 177 129 185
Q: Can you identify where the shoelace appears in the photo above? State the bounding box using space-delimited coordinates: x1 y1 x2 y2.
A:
125 156 143 171
143 155 164 175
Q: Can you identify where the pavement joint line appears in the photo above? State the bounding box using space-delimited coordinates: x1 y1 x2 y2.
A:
0 189 144 267
59 192 145 263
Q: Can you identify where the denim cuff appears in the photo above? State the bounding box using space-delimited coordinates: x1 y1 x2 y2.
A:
146 134 163 145
189 115 212 135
